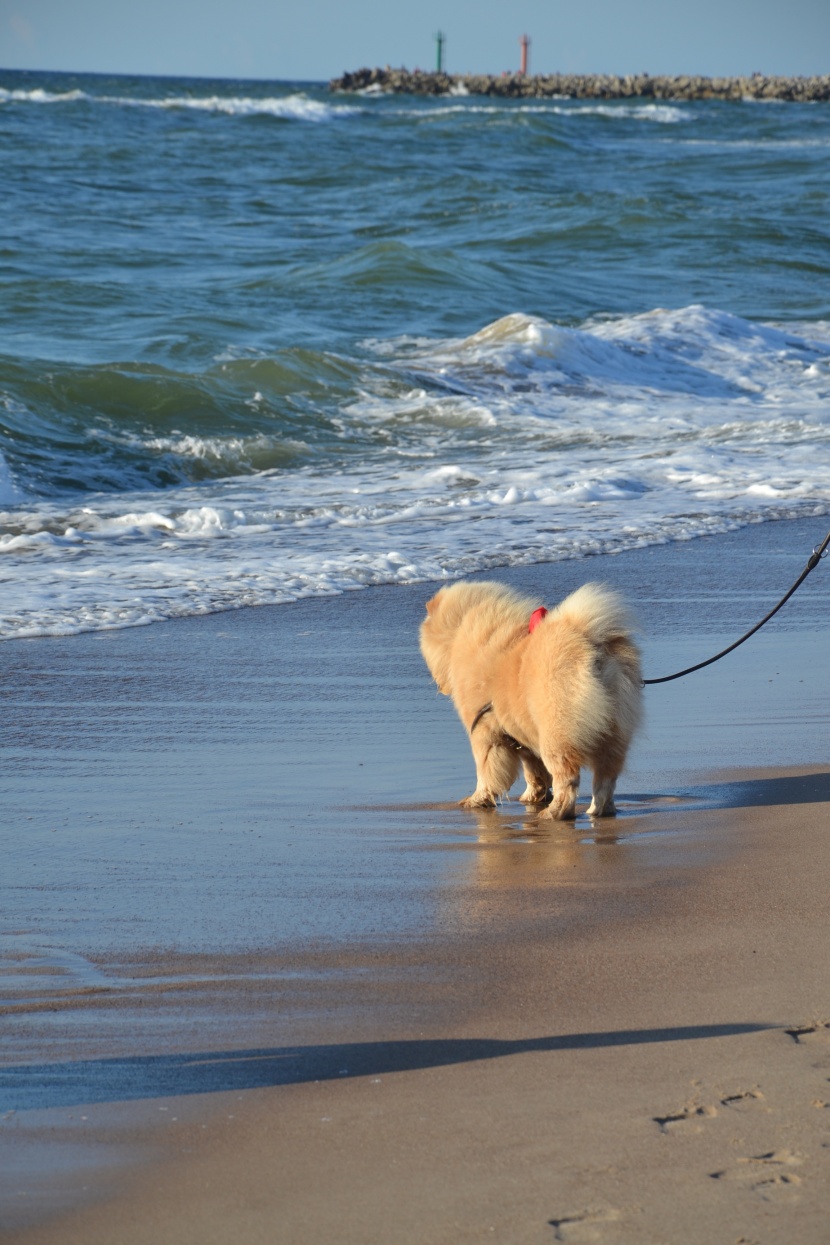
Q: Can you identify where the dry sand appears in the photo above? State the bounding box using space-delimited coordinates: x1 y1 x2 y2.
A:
2 518 830 1243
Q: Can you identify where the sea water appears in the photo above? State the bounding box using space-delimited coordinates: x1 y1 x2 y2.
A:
1 70 830 638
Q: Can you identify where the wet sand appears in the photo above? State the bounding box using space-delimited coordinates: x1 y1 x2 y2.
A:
2 517 830 1242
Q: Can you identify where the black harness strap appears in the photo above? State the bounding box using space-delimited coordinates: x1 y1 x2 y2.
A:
470 701 493 733
470 701 531 754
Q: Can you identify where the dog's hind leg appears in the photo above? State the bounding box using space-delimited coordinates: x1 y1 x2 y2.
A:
460 735 520 809
584 732 629 821
586 770 618 818
586 750 628 817
518 752 551 805
539 750 581 820
586 738 627 817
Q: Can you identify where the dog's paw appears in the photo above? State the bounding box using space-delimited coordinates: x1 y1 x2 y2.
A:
586 799 617 818
459 793 497 809
519 786 551 805
539 801 577 821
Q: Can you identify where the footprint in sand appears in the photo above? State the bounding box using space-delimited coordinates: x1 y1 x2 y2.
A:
785 1020 830 1075
710 1149 804 1200
655 1088 768 1134
547 1208 622 1242
719 1088 767 1112
653 1103 718 1133
784 1021 830 1045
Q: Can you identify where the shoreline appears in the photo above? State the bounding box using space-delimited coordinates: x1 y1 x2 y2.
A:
330 67 830 101
2 516 830 1240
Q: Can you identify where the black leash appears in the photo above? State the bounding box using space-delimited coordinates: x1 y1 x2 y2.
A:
643 526 830 686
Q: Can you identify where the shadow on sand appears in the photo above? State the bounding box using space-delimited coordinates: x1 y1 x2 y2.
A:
2 1024 773 1113
699 770 830 808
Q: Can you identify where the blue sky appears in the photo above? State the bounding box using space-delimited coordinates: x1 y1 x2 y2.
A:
2 0 829 82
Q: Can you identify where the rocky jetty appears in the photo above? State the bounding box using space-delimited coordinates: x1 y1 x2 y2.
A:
331 67 830 102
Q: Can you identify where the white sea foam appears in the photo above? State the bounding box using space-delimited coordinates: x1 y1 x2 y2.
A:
0 87 86 104
0 86 357 121
125 93 358 120
394 101 689 123
553 102 689 123
0 84 689 126
1 306 829 639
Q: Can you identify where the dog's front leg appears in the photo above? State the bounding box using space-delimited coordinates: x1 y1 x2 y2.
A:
460 732 520 808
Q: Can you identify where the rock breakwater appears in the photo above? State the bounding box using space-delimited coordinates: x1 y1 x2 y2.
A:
330 67 830 102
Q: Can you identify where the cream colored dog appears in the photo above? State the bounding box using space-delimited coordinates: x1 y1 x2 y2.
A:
419 580 642 819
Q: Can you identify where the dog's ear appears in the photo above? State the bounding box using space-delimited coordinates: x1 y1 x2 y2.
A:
425 596 436 616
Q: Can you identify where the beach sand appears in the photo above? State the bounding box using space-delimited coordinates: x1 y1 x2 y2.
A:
2 517 830 1243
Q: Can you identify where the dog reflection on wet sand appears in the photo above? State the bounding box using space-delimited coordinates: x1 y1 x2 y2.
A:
419 580 642 819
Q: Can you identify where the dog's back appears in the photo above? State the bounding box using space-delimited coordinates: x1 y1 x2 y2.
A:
420 580 540 697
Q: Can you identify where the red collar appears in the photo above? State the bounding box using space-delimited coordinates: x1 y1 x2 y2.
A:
528 607 547 633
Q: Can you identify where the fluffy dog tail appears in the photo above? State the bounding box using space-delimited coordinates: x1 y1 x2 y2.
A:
546 582 642 751
549 582 636 647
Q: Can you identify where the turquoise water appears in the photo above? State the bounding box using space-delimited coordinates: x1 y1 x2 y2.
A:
2 70 830 635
